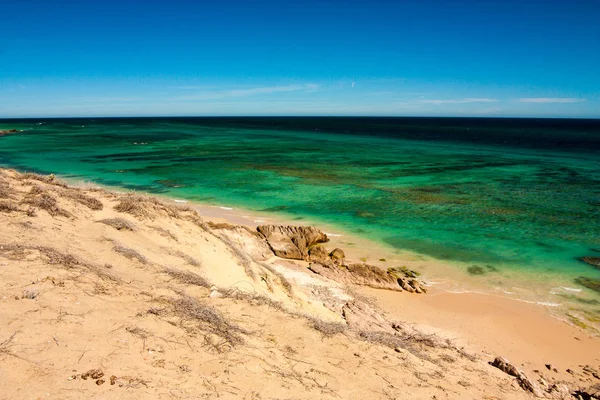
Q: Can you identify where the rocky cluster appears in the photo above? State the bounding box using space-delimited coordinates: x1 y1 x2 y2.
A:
256 224 427 294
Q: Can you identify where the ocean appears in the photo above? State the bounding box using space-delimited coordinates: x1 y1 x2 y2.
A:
1 117 600 318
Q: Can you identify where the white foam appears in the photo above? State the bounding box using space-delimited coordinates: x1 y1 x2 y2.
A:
174 199 187 203
254 219 266 223
219 206 233 210
536 301 561 307
502 290 515 295
517 299 562 307
324 232 343 237
561 287 582 292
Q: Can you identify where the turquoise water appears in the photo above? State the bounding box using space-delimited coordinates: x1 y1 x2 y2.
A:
1 117 599 302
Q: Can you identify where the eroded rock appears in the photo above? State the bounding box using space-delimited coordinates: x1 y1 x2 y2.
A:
490 357 544 397
330 248 345 261
308 245 330 264
257 225 328 260
574 384 600 400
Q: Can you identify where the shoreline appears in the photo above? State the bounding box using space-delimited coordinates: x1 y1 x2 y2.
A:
57 172 600 334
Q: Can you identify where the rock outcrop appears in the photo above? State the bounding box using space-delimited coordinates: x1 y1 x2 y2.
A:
257 225 328 261
308 244 330 264
574 384 600 400
308 262 427 293
490 357 544 397
329 248 345 262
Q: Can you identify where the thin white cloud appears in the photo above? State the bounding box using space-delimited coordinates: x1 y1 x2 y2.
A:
419 98 499 105
517 97 586 104
173 83 319 101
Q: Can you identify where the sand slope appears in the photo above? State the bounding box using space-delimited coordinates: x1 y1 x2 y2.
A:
0 168 597 399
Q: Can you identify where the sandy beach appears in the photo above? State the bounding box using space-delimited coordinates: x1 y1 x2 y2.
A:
1 168 599 399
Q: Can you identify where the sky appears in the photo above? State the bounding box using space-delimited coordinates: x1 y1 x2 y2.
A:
1 0 599 118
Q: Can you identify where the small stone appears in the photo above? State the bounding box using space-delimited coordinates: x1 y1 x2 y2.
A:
90 369 104 379
329 248 345 260
96 379 105 385
209 290 223 298
110 375 117 385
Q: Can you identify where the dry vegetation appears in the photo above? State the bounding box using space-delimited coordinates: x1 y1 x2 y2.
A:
60 190 103 210
17 172 68 188
0 178 10 198
308 318 348 337
111 242 148 264
21 186 71 218
0 200 19 213
97 217 138 231
174 250 201 266
0 243 118 282
149 225 178 241
152 293 248 352
163 267 210 288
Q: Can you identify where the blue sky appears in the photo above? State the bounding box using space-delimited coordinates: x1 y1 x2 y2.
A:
1 0 599 118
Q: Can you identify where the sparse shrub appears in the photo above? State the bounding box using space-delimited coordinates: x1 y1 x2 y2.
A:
114 195 151 218
22 187 71 218
97 218 137 231
0 179 10 198
150 226 178 241
19 172 68 188
0 243 118 282
0 200 19 213
112 243 148 264
61 190 103 210
308 318 347 337
169 293 247 349
164 268 210 288
175 251 201 266
221 287 287 311
22 286 40 299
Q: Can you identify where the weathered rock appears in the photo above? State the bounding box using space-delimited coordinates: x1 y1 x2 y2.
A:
309 262 400 291
257 225 328 260
490 357 544 397
408 278 427 294
546 383 570 399
308 245 330 264
329 248 345 261
582 365 600 380
398 277 415 293
574 384 600 400
388 266 420 279
578 257 600 269
309 261 427 294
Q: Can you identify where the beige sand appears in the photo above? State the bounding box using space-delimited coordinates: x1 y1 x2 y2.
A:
0 168 598 399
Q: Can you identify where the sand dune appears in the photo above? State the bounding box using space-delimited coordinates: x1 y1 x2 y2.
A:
0 168 598 399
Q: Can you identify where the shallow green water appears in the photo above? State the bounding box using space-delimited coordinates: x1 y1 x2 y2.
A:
1 117 599 302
